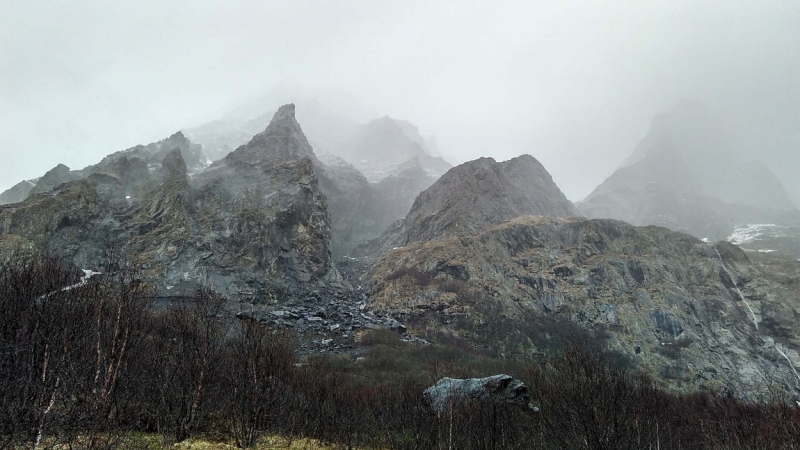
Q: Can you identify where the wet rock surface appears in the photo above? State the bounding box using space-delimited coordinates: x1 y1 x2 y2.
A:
233 284 425 356
424 375 536 413
368 215 800 398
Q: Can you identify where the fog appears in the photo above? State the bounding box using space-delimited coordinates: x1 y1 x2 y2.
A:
1 0 798 201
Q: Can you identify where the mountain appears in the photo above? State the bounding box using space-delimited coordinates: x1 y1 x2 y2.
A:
403 155 581 244
185 91 451 184
352 155 581 262
345 116 452 182
184 91 366 162
83 131 208 174
29 164 81 197
0 132 207 205
0 179 38 205
0 104 340 299
578 100 800 254
367 215 800 398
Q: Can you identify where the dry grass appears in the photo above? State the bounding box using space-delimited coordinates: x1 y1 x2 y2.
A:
170 435 339 449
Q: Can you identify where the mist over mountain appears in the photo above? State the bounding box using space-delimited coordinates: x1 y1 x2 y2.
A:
5 3 800 444
580 101 798 234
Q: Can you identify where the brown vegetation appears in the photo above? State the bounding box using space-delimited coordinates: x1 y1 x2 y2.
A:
2 256 800 449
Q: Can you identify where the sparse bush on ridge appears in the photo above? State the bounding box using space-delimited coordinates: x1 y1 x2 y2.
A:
1 255 800 449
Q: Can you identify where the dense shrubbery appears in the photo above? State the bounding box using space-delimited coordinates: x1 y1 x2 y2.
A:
2 256 800 449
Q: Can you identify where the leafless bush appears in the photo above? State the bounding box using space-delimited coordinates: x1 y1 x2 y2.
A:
222 322 296 448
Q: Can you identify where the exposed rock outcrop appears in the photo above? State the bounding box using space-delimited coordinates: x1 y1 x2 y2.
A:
30 164 80 196
0 179 38 205
0 174 128 267
424 375 536 413
403 155 582 244
368 216 800 397
84 130 207 174
0 131 207 206
0 105 339 301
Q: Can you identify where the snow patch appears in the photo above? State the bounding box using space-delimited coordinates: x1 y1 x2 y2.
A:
728 224 778 245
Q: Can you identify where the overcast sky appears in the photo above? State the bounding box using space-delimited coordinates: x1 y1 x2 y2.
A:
1 0 798 200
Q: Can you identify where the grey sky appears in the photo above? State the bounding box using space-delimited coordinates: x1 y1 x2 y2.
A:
1 0 798 200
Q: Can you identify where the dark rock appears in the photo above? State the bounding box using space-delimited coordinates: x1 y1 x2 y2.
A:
423 375 536 413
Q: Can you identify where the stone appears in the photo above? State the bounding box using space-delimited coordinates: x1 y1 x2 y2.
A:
423 375 536 413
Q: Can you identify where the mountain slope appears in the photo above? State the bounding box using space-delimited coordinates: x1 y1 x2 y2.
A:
0 132 207 205
579 100 799 250
404 155 582 244
0 105 339 300
368 216 800 397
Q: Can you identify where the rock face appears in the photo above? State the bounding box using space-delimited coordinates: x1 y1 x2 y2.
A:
0 131 207 206
364 159 439 238
368 216 800 397
0 179 38 205
0 104 339 300
315 153 375 255
0 174 128 267
30 164 80 196
579 100 799 248
84 130 207 174
403 155 581 244
424 375 536 413
222 104 316 166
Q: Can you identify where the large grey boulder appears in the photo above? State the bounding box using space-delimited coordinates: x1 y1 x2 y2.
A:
423 375 536 413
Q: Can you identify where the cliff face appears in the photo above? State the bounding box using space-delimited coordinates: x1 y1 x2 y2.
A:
0 174 128 267
0 131 207 206
368 216 800 397
0 105 339 301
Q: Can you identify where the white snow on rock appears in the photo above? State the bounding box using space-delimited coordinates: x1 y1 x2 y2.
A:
728 224 778 245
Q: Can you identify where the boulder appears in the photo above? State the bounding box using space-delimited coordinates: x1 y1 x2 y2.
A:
423 375 536 413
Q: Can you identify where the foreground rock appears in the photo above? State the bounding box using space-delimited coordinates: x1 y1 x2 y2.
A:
424 375 536 413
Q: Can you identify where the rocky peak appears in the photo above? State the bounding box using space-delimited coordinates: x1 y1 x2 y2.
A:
367 215 800 398
0 179 38 205
403 155 582 244
223 103 317 167
30 164 78 196
160 147 188 179
164 130 189 147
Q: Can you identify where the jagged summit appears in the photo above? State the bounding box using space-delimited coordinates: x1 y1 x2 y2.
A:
30 164 78 196
160 147 188 178
222 103 317 166
403 155 581 243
